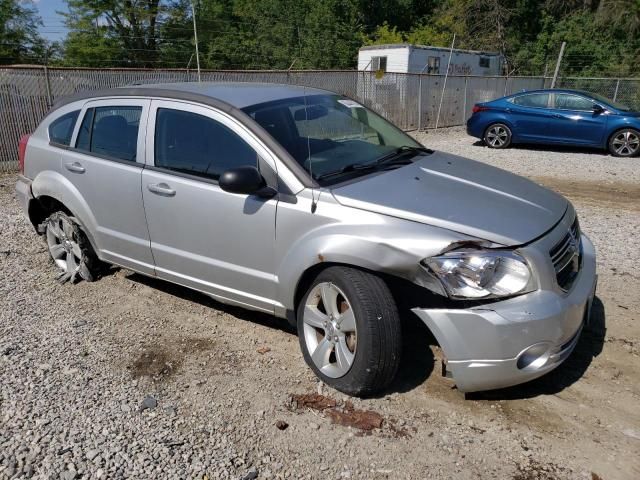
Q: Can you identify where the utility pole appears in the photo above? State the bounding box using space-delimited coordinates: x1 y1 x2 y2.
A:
191 1 201 82
417 61 430 131
43 46 52 107
551 41 566 89
435 33 455 131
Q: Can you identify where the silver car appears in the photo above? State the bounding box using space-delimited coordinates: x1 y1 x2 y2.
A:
15 83 597 396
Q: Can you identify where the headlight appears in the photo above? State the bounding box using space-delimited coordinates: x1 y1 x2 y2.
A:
422 250 533 299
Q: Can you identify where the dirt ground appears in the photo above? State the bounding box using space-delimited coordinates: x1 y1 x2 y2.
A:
1 130 639 479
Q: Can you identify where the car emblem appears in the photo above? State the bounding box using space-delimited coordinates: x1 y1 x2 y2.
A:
566 229 580 269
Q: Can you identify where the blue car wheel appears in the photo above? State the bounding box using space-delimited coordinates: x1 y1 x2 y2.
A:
484 123 512 149
608 128 640 157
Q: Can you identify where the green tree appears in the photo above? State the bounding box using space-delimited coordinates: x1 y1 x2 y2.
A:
61 0 165 67
362 22 404 45
0 0 46 64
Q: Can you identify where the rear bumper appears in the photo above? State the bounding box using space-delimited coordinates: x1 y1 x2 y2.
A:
465 114 485 139
412 233 597 393
15 174 33 217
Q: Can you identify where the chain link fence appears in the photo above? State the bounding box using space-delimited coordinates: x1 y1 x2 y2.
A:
1 66 638 172
553 77 640 109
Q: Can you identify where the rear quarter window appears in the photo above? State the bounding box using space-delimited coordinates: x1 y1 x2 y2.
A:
48 110 80 146
511 94 550 108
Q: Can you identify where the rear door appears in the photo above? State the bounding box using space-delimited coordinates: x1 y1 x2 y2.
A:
549 93 608 145
506 93 554 142
141 100 279 313
62 98 155 274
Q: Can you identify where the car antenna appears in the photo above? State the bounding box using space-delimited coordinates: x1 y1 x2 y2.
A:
303 85 318 213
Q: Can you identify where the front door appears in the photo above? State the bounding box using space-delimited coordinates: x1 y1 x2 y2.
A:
549 93 608 145
141 100 279 313
62 98 155 274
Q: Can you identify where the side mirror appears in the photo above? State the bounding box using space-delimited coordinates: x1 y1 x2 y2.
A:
219 166 276 198
593 104 605 114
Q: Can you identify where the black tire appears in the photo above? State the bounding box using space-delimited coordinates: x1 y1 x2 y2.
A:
607 128 640 157
297 266 401 397
484 123 512 149
41 211 106 283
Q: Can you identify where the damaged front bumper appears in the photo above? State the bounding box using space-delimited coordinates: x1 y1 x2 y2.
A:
412 233 597 393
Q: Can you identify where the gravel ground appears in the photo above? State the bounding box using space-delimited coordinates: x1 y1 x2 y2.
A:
1 130 639 480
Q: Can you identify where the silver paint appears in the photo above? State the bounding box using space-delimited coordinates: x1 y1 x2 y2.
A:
16 83 597 393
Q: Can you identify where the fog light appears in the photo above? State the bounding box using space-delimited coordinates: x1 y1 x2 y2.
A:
517 343 551 370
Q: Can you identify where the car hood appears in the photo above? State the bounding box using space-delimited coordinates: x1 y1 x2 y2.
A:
331 151 568 246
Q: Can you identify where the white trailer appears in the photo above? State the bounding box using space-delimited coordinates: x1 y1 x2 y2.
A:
358 43 504 76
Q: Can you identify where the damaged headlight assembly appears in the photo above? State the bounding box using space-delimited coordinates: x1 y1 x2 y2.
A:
420 250 534 299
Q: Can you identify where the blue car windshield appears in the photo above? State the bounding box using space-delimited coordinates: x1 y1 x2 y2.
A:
242 94 423 182
586 91 631 111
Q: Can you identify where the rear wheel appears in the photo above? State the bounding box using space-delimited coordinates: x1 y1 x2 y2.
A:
43 211 104 283
484 123 512 149
608 128 640 157
297 266 401 397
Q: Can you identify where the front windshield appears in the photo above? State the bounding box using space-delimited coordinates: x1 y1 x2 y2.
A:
242 94 423 183
585 91 631 111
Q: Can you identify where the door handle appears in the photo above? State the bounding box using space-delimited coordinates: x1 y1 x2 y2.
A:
147 182 176 197
64 162 85 173
552 113 563 118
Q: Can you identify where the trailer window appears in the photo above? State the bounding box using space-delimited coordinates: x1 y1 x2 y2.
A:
428 56 440 74
479 57 490 68
371 56 387 72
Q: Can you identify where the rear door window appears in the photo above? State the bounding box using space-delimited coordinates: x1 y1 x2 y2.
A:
48 110 80 146
154 108 258 181
75 106 142 161
554 94 594 111
511 93 550 108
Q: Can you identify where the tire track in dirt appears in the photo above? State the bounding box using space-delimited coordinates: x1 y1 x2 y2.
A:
533 177 640 211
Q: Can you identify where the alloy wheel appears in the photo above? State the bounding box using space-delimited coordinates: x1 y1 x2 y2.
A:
612 130 640 156
45 214 83 281
302 282 357 378
486 125 509 147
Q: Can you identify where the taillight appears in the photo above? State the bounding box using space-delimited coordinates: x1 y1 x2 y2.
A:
18 134 31 174
472 105 489 114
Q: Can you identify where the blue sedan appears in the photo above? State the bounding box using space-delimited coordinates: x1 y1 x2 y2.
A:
466 89 640 157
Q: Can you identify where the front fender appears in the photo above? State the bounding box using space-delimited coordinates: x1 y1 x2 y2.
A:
31 170 100 250
275 211 475 312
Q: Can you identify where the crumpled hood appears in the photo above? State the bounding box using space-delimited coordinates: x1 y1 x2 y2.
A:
331 151 568 246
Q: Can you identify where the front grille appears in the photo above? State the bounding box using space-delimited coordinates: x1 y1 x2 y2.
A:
549 218 582 291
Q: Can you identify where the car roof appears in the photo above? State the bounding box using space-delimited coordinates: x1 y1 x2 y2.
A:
507 88 596 98
54 82 332 110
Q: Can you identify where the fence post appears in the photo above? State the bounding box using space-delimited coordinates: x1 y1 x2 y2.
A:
418 75 423 131
551 41 566 89
613 78 620 102
462 75 468 125
43 64 53 107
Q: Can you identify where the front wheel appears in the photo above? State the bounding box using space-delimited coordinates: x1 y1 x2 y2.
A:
484 123 512 149
297 266 401 397
608 129 640 157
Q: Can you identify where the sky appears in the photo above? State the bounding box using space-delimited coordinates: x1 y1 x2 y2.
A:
32 0 69 42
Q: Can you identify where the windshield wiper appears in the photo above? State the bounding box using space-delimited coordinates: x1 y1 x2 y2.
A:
373 145 433 166
315 162 379 180
315 146 432 181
